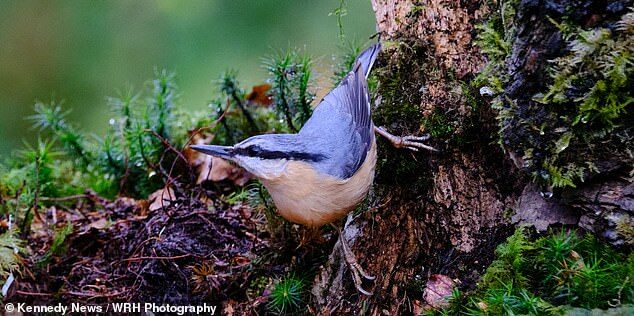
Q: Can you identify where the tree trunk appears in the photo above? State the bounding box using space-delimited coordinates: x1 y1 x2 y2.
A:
311 0 633 314
313 1 517 314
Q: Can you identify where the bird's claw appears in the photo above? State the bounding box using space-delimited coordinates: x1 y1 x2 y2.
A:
350 266 374 296
399 134 437 152
339 230 374 295
374 126 438 152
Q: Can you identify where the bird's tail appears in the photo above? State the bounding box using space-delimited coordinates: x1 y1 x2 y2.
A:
354 43 381 79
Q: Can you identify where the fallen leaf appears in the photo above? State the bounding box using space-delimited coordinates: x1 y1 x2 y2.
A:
232 255 250 266
412 299 425 315
223 301 235 315
148 187 176 211
184 132 252 186
88 218 109 230
246 84 273 106
423 274 456 309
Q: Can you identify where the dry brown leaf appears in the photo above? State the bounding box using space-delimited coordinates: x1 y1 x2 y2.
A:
246 84 273 106
88 218 109 230
148 187 176 211
412 299 425 316
184 131 252 186
223 301 235 315
232 255 250 267
423 274 456 309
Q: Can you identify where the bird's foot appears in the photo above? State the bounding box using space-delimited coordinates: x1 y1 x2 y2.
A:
338 229 375 295
374 126 438 152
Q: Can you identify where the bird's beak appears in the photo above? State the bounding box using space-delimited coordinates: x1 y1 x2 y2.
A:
189 145 233 159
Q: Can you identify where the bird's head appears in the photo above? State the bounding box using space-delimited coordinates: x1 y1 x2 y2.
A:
190 134 323 180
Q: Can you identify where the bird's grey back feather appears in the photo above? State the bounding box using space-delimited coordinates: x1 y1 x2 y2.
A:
298 43 380 179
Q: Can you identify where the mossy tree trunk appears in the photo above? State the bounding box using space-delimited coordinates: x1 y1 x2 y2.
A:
311 0 633 314
313 1 518 314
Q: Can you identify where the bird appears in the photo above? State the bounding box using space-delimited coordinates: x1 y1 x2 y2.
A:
191 43 435 295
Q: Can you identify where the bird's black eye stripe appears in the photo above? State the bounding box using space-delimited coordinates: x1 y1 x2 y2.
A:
234 145 325 162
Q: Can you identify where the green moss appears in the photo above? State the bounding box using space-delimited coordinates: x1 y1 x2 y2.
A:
616 215 634 246
422 109 454 138
430 228 634 315
372 43 425 129
535 12 634 188
371 41 435 190
267 274 307 315
476 3 634 189
0 228 24 281
265 49 315 132
473 0 518 92
38 221 73 267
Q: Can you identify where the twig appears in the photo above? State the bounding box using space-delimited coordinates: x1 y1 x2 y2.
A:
40 194 93 202
137 134 158 171
32 153 43 223
230 90 259 133
63 290 126 298
182 101 231 151
15 290 53 296
278 78 297 132
145 130 189 167
121 254 191 262
118 123 131 193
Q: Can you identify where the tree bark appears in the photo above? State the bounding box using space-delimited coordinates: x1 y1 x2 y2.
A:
312 1 519 314
311 0 633 314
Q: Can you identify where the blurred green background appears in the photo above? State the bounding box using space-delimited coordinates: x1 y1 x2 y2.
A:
0 0 375 157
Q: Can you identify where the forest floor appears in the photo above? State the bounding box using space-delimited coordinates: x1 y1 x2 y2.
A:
7 186 333 314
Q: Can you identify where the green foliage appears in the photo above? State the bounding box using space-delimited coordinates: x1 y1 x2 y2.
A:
219 70 261 135
433 228 634 315
30 102 91 167
422 109 454 139
475 21 510 62
616 216 634 246
210 68 295 147
534 233 633 308
538 24 634 128
532 11 634 188
149 69 177 141
267 274 307 315
477 4 634 189
329 0 348 41
0 139 89 233
0 228 23 280
224 185 252 205
38 221 73 266
481 227 534 290
29 69 185 198
473 0 518 92
265 49 316 132
1 45 319 204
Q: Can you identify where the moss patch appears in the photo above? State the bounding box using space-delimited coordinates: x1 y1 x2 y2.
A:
475 2 634 190
428 228 634 315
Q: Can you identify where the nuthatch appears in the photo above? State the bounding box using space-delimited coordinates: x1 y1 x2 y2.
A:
191 44 434 294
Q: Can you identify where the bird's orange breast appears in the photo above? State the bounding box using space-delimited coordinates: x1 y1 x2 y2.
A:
260 141 377 227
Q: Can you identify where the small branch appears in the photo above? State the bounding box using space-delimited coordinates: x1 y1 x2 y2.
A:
39 194 92 203
15 290 53 297
121 254 191 262
145 130 189 167
230 90 259 133
279 82 297 132
62 290 126 298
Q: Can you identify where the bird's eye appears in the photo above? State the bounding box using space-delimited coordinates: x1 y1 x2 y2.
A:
246 145 262 156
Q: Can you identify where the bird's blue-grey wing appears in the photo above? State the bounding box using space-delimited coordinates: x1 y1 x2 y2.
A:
355 42 381 79
299 44 379 179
